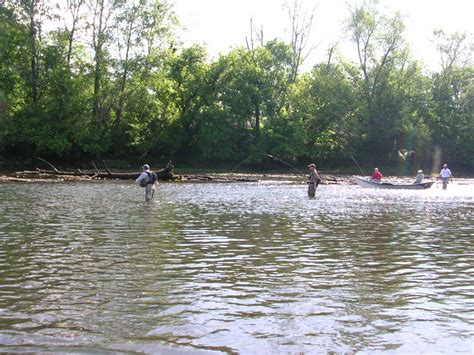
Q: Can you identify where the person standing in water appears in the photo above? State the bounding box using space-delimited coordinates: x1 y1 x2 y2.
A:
439 163 452 190
136 164 157 201
307 163 321 197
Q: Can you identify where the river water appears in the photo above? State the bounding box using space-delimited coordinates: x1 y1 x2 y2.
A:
0 180 473 354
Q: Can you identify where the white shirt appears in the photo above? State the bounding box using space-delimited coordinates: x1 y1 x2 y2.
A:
440 168 452 178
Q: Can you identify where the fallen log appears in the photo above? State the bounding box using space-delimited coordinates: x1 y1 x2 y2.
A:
32 167 173 180
0 175 59 183
6 157 294 184
14 159 175 181
177 174 258 183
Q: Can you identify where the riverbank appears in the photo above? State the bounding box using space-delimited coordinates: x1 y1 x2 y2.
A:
1 156 472 185
2 156 473 179
1 170 472 186
170 172 474 186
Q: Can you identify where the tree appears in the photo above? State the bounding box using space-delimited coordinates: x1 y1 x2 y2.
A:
121 46 209 160
6 0 53 105
64 0 85 68
288 63 356 163
88 0 119 128
284 0 316 83
111 0 175 125
430 30 474 167
206 41 291 160
346 0 410 161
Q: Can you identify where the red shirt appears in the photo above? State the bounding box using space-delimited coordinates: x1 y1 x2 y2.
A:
372 171 382 180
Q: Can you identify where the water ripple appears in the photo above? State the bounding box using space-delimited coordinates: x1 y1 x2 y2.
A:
0 181 473 353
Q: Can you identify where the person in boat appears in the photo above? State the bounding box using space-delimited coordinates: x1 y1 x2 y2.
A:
371 168 382 182
439 163 452 190
307 163 321 197
135 164 158 201
414 169 424 184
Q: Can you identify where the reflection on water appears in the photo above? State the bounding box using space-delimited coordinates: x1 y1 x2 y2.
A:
0 181 473 353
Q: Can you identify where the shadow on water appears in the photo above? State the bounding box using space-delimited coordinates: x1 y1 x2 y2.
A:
0 181 473 353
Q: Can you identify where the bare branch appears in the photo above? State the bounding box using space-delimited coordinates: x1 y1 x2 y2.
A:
284 0 317 82
34 156 60 173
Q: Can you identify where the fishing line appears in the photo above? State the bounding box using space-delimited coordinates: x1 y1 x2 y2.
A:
265 154 305 177
348 151 365 176
232 152 305 178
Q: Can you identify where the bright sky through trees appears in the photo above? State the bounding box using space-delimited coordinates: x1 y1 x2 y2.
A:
173 0 473 71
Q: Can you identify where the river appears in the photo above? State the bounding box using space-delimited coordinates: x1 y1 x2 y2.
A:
0 180 473 354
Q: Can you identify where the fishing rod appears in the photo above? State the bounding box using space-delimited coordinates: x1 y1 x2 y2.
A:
348 151 365 176
232 152 306 178
265 154 305 177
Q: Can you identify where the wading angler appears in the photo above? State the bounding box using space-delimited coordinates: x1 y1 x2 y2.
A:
136 164 158 201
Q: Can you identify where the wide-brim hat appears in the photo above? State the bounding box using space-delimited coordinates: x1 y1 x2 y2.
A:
418 170 423 173
308 163 316 168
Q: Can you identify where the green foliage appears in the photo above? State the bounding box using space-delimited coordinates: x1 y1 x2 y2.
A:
201 40 292 161
0 0 472 172
430 65 474 167
288 64 356 162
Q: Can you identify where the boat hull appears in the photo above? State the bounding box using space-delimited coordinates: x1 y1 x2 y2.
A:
355 176 434 190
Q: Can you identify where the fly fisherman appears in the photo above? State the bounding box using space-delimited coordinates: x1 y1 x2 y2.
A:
439 163 452 190
136 164 157 201
307 163 321 197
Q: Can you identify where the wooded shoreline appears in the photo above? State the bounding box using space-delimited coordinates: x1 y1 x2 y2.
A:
1 1 473 174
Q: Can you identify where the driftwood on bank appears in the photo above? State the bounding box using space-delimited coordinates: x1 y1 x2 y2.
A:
0 175 62 183
11 158 175 182
7 158 256 183
30 166 174 180
2 156 351 184
177 173 258 183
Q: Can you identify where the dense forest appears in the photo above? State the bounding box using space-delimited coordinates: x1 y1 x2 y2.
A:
0 0 473 172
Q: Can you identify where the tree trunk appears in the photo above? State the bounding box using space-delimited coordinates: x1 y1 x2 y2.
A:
254 103 260 140
28 1 38 104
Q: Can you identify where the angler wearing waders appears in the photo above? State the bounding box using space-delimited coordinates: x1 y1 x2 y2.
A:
307 163 321 197
135 164 158 201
